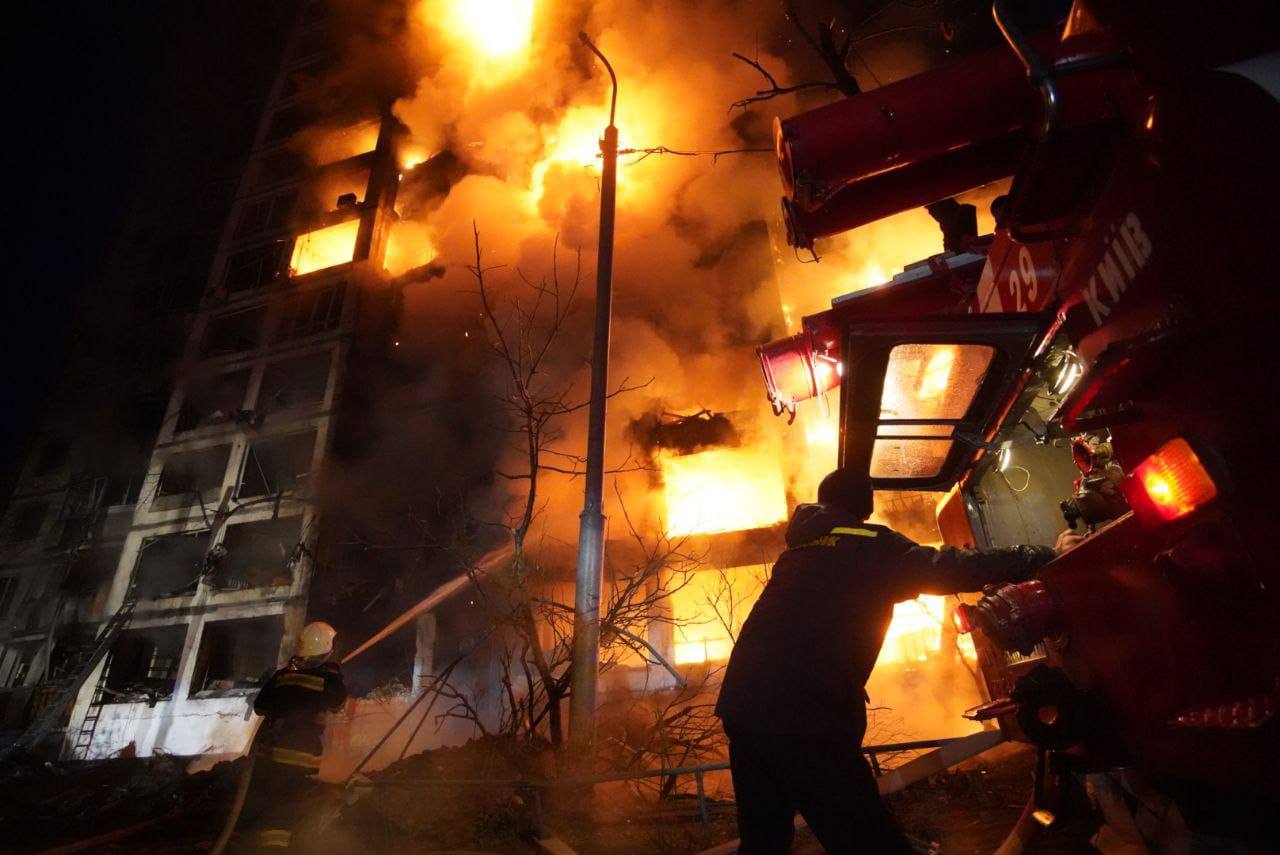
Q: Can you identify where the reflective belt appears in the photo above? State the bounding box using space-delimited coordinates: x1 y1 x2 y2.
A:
267 746 322 770
250 829 292 848
799 526 878 548
275 672 326 692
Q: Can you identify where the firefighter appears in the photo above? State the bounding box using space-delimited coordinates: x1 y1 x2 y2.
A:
716 468 1066 854
236 621 346 850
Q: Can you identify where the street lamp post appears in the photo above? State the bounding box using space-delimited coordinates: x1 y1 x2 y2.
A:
567 31 618 756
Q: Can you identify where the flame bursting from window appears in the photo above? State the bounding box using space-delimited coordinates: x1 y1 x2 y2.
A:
660 448 788 538
290 219 360 276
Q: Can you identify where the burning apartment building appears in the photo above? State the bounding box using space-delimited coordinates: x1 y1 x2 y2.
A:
1 0 1061 782
3 0 1275 851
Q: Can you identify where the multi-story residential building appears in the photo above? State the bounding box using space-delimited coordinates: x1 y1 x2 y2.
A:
0 0 423 759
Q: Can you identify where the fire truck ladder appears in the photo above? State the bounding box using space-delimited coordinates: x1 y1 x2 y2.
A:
0 596 137 762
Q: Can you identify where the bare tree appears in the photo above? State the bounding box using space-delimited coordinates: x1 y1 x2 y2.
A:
431 226 715 750
731 6 864 110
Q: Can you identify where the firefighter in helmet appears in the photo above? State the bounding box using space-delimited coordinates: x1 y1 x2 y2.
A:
716 468 1074 853
237 621 346 850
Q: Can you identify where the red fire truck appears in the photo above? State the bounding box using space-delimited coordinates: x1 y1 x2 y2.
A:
758 0 1278 844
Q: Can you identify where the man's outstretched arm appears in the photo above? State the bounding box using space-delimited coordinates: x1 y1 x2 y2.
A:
881 530 1057 599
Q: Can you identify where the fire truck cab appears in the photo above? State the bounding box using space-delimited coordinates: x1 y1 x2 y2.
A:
758 0 1279 843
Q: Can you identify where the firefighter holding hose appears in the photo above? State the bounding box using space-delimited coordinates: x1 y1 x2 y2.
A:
717 468 1074 853
234 621 346 850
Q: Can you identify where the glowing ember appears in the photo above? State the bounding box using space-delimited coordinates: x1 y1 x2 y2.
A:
290 219 360 276
443 0 534 60
661 448 788 537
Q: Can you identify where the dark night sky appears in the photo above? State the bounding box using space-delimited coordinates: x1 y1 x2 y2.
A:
4 3 170 479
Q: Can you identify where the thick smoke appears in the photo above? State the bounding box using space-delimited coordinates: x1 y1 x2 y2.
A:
304 2 1004 729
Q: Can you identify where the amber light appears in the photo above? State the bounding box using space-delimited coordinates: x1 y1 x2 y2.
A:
1132 438 1218 521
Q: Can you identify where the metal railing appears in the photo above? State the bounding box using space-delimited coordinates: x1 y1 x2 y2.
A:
347 736 967 831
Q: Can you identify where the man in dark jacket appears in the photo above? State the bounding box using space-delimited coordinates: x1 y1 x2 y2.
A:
237 622 346 850
716 468 1062 853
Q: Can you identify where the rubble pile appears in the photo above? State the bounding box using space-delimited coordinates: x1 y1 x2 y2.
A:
0 754 240 851
342 735 554 850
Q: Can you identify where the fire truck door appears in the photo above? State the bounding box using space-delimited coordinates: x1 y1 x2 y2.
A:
838 313 1049 493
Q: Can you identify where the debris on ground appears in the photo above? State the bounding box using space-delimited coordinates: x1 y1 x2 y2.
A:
0 740 1104 853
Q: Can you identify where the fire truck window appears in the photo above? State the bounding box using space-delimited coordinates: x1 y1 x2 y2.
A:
879 344 994 421
870 438 954 479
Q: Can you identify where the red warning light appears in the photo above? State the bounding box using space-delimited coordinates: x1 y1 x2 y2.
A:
1129 438 1218 522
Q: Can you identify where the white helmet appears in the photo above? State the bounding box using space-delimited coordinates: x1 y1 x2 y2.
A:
297 622 336 659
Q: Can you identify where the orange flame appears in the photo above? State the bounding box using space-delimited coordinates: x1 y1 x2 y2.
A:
290 219 360 276
661 448 788 538
442 0 534 61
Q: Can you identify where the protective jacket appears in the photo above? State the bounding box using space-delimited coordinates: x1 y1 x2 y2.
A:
253 659 346 772
715 503 1054 740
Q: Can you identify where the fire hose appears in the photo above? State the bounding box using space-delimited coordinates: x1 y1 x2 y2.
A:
339 542 513 666
208 717 263 855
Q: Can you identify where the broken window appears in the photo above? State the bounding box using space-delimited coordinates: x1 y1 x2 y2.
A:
233 190 297 240
104 626 187 703
61 543 123 597
871 344 995 479
3 643 38 689
4 502 48 543
238 431 317 499
131 530 209 599
200 306 265 358
156 446 231 497
47 625 99 679
176 369 252 433
289 220 360 276
224 242 286 293
210 517 303 590
258 351 331 417
190 616 285 694
273 285 345 343
0 575 18 619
